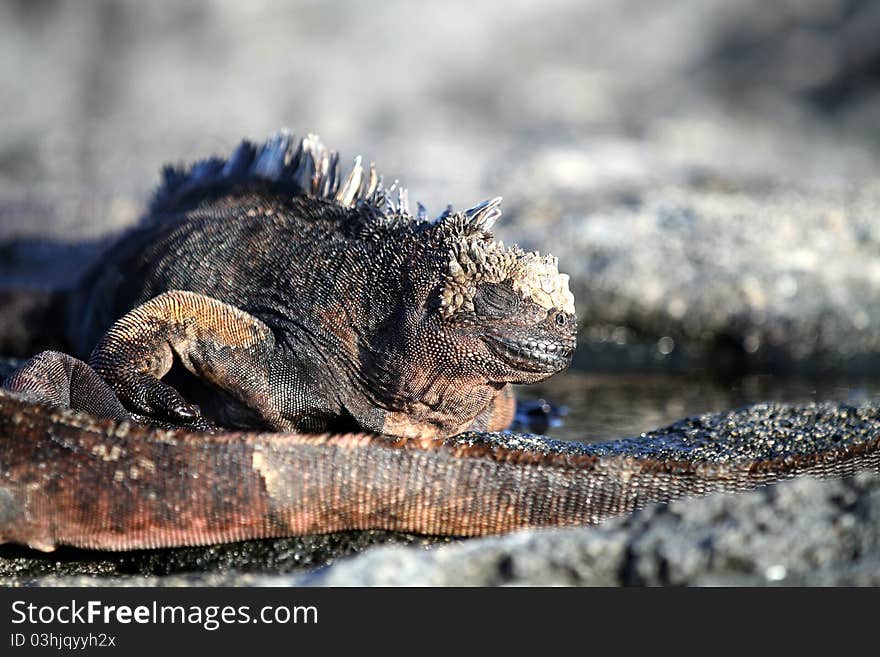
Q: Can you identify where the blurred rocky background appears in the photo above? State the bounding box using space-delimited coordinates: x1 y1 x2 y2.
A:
2 0 880 372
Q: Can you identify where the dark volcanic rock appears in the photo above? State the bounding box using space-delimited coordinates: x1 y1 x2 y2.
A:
0 532 453 587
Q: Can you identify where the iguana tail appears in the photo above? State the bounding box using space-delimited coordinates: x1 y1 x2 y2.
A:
0 388 878 552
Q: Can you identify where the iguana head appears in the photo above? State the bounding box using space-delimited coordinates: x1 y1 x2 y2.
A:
427 198 577 385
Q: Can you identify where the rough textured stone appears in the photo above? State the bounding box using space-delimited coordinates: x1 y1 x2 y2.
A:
510 182 880 373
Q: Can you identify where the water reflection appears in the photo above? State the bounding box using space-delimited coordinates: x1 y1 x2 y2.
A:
517 372 880 443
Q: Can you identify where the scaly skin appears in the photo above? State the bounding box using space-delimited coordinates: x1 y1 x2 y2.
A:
1 389 878 551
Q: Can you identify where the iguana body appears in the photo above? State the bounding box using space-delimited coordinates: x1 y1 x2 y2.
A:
6 132 576 437
1 131 877 552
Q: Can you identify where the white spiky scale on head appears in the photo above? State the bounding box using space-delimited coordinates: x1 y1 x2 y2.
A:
509 251 576 314
365 163 378 199
439 198 575 319
465 196 503 233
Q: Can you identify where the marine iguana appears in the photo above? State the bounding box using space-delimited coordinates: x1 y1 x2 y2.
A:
0 131 878 552
3 131 576 438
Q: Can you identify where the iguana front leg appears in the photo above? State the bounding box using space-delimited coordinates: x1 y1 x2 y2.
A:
89 290 284 428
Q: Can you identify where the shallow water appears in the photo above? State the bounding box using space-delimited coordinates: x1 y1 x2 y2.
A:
518 371 880 443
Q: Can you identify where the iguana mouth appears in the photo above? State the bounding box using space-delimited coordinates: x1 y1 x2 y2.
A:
485 334 573 372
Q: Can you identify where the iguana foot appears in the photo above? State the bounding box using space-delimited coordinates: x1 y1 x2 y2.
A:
3 350 216 430
89 290 284 428
4 350 129 420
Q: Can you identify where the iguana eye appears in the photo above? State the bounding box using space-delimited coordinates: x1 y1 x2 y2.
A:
554 312 567 327
473 283 520 317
